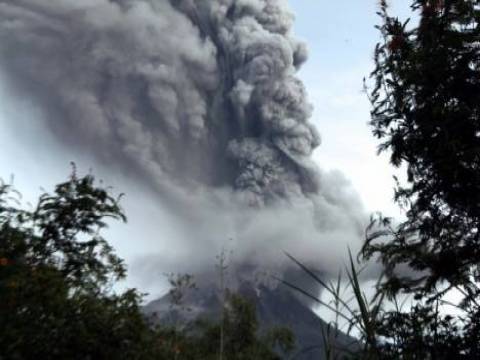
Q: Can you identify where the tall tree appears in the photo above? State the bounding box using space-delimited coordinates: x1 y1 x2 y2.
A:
0 172 165 359
364 0 480 357
0 170 294 359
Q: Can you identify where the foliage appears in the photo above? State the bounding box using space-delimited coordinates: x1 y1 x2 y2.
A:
0 171 294 360
280 251 379 359
362 0 480 358
366 0 480 299
284 2 480 358
146 291 294 360
190 292 295 360
0 173 169 359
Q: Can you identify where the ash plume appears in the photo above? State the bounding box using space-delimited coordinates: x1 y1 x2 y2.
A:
0 0 367 295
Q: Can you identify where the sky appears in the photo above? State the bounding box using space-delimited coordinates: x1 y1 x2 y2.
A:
291 0 411 218
0 0 413 297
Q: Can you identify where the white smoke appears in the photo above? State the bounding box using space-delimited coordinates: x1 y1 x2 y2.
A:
0 0 367 291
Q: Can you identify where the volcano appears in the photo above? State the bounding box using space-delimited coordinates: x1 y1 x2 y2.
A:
144 281 358 360
0 2 366 355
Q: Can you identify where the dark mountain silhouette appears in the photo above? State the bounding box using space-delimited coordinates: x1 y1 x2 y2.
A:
144 281 358 359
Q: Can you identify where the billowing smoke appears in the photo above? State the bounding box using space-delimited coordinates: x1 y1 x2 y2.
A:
0 0 366 297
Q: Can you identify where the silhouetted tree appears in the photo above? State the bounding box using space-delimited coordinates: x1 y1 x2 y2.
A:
0 172 170 359
363 0 480 357
190 292 295 360
0 171 294 359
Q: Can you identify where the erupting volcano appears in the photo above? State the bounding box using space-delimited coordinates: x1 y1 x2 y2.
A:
0 1 366 357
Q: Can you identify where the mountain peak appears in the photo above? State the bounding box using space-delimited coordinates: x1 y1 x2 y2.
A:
143 281 358 359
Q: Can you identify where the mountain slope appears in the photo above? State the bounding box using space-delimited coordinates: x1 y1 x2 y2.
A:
143 282 358 359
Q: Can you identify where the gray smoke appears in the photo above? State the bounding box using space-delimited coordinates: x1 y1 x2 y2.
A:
0 0 366 295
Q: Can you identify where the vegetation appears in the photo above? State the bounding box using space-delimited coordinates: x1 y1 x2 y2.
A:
3 1 480 359
185 292 295 360
0 172 160 359
368 0 480 297
283 1 480 358
365 0 480 357
0 171 292 359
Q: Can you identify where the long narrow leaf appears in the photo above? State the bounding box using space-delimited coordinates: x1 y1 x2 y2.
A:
284 251 357 319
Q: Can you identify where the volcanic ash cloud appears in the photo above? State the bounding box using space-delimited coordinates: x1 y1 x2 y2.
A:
0 0 366 282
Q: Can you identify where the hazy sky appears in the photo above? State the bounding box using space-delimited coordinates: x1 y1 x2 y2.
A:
0 0 412 296
291 0 411 218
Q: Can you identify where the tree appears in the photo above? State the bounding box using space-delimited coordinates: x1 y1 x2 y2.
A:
191 292 295 360
362 0 480 357
0 172 165 359
0 170 294 359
